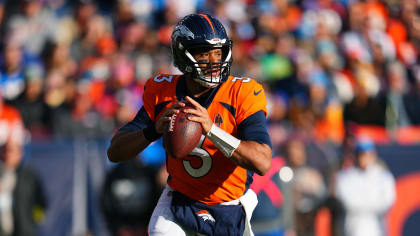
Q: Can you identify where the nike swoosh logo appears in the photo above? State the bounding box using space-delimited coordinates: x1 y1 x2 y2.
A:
254 89 262 96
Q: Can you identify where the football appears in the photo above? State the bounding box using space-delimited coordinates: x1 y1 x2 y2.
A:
163 106 202 159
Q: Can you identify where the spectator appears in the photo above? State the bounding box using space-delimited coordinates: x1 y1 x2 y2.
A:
42 40 77 80
11 63 51 139
0 1 5 44
0 95 47 236
308 72 345 145
52 81 115 139
384 60 418 131
405 62 420 125
284 137 327 236
0 42 25 101
334 138 396 236
0 91 24 147
6 0 56 58
266 90 292 153
288 101 338 183
70 3 109 62
101 159 161 236
343 62 385 126
251 155 296 236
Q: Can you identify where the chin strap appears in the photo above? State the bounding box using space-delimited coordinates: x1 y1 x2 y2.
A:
206 124 241 158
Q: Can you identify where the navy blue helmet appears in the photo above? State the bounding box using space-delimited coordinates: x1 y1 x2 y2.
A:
171 14 233 88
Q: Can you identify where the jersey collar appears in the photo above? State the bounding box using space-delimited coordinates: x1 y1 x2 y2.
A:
176 75 222 109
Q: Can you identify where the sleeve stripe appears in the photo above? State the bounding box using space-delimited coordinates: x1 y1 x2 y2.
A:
155 101 171 120
219 102 236 118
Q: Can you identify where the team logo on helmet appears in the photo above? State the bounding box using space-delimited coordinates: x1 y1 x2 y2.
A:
196 210 216 223
172 24 195 41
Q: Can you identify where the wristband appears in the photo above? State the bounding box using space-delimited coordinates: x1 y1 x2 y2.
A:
206 124 241 158
143 124 162 142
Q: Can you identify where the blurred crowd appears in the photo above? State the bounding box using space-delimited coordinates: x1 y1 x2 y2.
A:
0 0 418 235
0 0 419 141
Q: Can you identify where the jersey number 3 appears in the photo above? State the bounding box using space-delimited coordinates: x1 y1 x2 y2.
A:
153 75 173 83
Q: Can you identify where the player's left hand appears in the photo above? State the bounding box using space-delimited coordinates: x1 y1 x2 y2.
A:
183 96 213 134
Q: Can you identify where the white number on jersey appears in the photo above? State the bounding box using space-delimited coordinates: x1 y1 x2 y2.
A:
183 135 213 178
153 75 173 83
231 77 251 83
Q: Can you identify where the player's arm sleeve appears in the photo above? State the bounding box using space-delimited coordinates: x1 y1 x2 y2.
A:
237 110 272 148
236 79 271 147
236 80 268 123
119 106 154 132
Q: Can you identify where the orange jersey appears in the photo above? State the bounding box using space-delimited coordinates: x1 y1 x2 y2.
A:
0 104 24 145
142 74 268 205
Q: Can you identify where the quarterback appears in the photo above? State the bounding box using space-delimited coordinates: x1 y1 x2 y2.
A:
107 13 272 236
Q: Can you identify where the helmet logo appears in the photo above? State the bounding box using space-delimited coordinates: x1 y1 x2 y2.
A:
185 66 193 72
172 25 195 40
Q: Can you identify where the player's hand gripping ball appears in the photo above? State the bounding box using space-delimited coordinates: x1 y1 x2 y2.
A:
163 105 202 159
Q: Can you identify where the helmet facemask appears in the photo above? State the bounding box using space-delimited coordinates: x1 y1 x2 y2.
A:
183 44 232 88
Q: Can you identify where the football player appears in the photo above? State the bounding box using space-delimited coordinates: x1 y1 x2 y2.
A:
107 13 272 236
